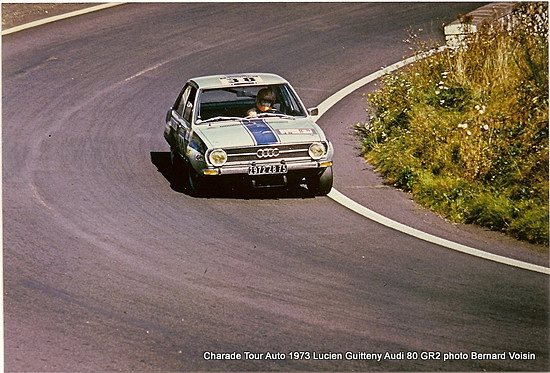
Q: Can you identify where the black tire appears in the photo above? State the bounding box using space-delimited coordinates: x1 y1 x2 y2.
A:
170 149 186 190
307 166 333 196
187 163 206 196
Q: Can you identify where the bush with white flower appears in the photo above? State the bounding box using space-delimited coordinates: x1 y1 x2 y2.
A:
356 2 548 244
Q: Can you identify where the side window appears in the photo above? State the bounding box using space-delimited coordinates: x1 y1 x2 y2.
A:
176 85 192 116
183 87 197 123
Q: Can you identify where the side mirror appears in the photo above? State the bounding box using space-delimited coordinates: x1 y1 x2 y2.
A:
308 107 319 116
166 108 173 123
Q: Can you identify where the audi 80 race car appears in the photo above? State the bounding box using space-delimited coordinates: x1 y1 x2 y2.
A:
164 73 333 195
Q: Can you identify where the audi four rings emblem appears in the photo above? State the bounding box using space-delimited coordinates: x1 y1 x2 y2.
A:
257 148 280 158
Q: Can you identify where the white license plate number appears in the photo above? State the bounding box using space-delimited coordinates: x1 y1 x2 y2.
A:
248 164 288 175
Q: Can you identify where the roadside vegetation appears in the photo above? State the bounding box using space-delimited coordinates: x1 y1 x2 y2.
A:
356 3 548 245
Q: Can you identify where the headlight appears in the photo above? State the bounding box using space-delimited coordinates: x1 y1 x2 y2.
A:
308 142 326 160
208 149 227 167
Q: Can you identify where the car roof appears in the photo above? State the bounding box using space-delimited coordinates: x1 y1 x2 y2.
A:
190 73 288 89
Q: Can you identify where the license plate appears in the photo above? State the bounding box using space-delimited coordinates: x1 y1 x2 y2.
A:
248 164 288 175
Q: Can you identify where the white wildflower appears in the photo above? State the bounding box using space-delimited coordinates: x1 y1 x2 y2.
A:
458 123 468 129
475 104 486 114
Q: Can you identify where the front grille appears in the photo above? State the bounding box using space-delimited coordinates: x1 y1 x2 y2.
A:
226 143 315 163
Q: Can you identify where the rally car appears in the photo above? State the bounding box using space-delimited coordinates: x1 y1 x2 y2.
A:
164 73 333 195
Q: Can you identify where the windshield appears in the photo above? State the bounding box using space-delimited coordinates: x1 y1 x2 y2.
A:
196 84 307 123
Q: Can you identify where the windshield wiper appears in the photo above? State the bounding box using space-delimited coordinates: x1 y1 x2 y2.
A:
197 116 243 124
254 112 297 120
199 113 298 124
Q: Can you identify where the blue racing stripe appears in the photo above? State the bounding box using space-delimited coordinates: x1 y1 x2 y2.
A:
243 119 279 145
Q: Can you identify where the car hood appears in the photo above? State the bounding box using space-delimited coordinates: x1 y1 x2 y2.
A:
193 117 326 148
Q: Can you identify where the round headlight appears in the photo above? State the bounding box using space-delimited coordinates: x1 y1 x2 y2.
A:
209 149 227 167
308 142 326 160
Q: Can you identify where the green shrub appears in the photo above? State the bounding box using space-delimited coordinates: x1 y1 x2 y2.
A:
357 3 549 245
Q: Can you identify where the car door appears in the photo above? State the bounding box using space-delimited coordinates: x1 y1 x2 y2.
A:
167 83 197 155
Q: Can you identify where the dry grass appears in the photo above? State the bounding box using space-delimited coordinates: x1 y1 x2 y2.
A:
357 3 548 245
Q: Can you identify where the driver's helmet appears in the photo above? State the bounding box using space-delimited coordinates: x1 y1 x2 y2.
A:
256 88 276 112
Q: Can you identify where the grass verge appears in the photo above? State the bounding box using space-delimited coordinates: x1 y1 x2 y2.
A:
357 3 548 245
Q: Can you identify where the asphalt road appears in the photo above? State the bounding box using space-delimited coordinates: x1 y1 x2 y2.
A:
3 3 549 372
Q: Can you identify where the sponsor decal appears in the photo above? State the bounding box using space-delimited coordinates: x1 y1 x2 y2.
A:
277 128 316 135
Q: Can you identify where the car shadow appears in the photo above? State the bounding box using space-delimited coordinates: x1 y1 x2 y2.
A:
150 152 316 199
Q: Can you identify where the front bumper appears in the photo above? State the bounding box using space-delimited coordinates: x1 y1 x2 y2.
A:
203 159 332 176
199 161 332 188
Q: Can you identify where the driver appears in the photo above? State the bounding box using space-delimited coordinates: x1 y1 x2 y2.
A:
247 88 276 117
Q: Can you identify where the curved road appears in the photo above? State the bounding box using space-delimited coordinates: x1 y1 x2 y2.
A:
3 3 548 371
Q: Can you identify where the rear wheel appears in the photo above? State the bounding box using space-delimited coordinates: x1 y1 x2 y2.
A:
307 166 333 196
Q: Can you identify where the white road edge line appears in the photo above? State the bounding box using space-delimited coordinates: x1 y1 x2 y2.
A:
1 3 125 36
124 62 166 82
318 51 550 276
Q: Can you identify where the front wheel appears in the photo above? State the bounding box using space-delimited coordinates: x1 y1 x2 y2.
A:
187 164 206 196
170 149 186 190
307 166 333 196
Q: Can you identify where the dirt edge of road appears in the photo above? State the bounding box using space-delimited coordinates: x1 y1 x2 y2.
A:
2 3 96 30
